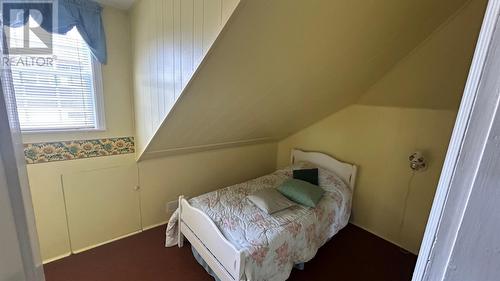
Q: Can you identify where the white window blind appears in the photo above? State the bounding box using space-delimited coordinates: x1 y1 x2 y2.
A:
8 20 104 132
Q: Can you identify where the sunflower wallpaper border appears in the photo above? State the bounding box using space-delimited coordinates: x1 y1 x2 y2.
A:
24 137 135 164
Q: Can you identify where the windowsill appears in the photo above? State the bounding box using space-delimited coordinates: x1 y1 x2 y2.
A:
22 128 106 136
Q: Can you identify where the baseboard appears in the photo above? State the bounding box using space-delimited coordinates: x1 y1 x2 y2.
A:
349 221 418 255
43 252 71 264
71 230 143 254
42 223 169 264
142 221 167 231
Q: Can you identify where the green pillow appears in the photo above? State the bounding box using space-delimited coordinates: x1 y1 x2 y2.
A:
277 179 325 207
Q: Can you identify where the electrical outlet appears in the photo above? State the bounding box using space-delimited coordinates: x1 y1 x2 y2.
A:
166 200 178 214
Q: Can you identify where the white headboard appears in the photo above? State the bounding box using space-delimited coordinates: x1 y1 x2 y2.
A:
291 149 357 190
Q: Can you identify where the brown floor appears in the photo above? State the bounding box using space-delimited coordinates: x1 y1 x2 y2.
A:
44 224 417 281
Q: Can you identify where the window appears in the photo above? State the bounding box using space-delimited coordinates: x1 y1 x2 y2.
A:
8 20 104 132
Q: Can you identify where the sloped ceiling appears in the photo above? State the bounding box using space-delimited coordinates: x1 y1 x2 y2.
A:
358 0 486 110
141 0 471 159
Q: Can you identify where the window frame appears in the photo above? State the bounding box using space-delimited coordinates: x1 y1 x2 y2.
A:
19 57 106 134
9 27 106 134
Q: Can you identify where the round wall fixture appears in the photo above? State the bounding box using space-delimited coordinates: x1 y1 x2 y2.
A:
409 151 427 172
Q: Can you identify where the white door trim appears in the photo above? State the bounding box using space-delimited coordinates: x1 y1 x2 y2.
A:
0 86 45 280
412 0 500 280
0 36 45 280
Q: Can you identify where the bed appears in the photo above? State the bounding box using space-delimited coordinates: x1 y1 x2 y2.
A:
165 149 357 281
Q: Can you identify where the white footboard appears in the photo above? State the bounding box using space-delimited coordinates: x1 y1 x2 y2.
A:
178 196 245 281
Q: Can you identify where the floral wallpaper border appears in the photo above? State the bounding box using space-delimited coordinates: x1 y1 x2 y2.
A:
24 137 135 164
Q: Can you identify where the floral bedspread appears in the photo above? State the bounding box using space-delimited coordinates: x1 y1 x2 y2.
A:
165 162 353 281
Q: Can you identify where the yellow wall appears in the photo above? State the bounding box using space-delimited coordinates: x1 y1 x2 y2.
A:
138 143 277 227
276 0 486 253
277 105 456 253
26 154 137 262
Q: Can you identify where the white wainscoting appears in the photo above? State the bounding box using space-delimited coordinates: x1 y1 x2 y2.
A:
131 0 240 155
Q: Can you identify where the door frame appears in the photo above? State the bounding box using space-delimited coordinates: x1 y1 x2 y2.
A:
412 0 500 280
0 79 45 279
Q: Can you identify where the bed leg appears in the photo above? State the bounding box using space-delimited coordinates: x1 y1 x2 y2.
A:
178 195 184 248
178 232 184 248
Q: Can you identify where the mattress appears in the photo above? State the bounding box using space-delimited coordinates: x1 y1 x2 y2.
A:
165 162 353 281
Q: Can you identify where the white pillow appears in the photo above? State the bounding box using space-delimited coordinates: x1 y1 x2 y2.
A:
247 188 295 214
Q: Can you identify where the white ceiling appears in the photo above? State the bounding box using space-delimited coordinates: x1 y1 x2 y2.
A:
97 0 135 10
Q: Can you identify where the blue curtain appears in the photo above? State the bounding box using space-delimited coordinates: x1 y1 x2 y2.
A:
2 0 107 64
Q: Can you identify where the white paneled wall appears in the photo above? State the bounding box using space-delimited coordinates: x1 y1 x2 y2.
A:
131 0 240 155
